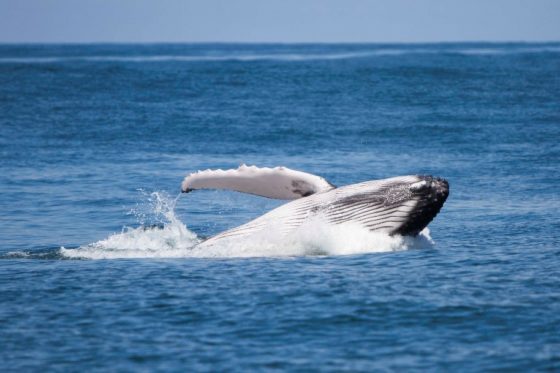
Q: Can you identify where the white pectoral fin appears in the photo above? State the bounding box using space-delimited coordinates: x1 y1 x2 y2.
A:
181 164 335 200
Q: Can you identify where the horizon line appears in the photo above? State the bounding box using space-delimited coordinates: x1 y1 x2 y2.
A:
1 40 559 46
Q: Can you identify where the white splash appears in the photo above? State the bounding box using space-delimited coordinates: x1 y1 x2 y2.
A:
60 192 433 260
60 191 200 259
189 216 433 258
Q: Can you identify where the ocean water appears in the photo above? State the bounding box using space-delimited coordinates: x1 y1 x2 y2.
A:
1 43 559 371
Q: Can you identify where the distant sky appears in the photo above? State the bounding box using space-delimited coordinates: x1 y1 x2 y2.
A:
0 0 559 43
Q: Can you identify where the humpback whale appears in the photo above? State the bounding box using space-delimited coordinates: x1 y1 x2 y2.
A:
182 165 449 247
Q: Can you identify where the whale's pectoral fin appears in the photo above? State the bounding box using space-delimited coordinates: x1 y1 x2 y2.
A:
181 164 335 200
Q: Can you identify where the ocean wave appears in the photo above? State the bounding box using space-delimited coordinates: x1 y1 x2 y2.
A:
457 46 560 55
0 52 383 64
1 46 558 64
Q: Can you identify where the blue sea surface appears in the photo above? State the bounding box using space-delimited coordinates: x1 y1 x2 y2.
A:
1 43 559 371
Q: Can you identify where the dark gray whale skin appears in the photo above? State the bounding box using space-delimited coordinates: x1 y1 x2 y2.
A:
393 176 449 236
325 175 449 237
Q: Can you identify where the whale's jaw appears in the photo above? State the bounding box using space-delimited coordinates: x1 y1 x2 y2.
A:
392 176 449 236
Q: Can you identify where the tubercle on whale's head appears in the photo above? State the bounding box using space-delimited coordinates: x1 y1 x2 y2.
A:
413 176 448 196
392 175 449 237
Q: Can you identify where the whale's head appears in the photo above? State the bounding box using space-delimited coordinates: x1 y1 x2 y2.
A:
393 176 449 236
327 175 449 236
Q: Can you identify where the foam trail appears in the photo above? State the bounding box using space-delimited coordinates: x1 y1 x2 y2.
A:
60 192 433 260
